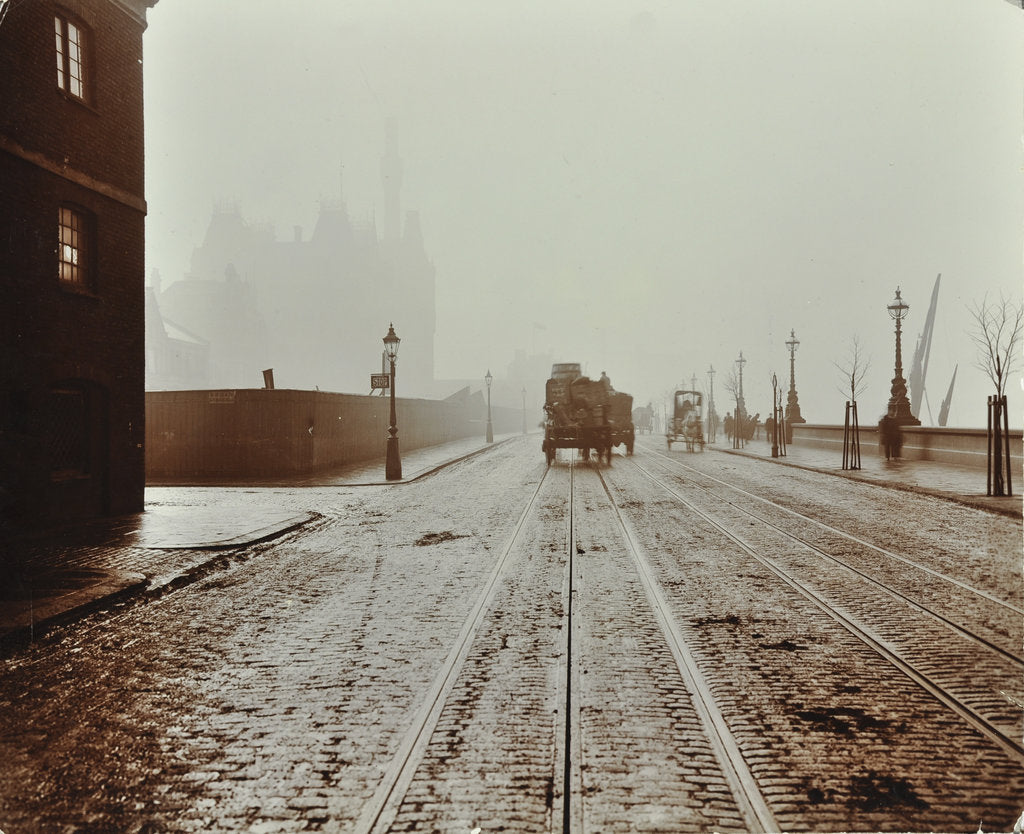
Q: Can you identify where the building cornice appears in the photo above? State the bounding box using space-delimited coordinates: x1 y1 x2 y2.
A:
0 133 147 213
108 0 158 29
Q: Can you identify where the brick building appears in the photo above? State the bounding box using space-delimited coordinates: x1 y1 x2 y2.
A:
0 0 158 533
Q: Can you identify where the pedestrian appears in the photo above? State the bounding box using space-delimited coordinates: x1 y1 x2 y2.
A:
878 415 902 460
764 416 775 443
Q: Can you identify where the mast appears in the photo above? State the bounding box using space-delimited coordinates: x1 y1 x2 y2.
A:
937 365 957 427
908 273 940 420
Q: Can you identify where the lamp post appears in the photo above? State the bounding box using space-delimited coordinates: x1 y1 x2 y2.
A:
785 329 805 441
485 369 494 443
521 386 527 435
771 372 780 458
707 365 716 443
383 323 402 480
735 351 747 417
886 288 920 425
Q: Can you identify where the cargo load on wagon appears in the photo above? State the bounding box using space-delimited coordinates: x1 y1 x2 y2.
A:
541 366 635 465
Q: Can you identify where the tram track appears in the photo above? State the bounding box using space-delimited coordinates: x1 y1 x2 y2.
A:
644 443 1022 619
635 451 1023 667
617 451 1024 765
354 465 556 834
363 451 785 832
585 464 779 832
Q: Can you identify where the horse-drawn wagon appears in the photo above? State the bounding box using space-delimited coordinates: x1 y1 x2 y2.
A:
666 389 705 452
542 366 634 464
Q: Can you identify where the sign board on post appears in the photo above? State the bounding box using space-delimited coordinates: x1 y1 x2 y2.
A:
371 373 390 391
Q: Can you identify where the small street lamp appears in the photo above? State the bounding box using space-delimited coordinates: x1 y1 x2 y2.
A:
383 323 402 480
886 288 920 426
485 369 494 443
735 351 747 417
707 365 716 443
521 386 527 435
771 372 780 458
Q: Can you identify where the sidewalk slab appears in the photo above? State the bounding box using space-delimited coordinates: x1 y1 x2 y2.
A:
1 435 520 651
716 438 1022 518
132 507 314 550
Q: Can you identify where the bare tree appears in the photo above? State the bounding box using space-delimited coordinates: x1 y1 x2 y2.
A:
968 291 1023 398
833 335 872 403
720 368 744 447
833 335 871 470
968 291 1022 496
721 367 740 408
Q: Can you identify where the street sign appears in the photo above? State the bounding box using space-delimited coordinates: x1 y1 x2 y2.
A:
371 373 390 391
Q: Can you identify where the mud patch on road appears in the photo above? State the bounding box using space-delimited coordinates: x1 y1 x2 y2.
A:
792 706 895 737
846 771 929 812
414 531 469 547
692 613 742 627
760 638 806 652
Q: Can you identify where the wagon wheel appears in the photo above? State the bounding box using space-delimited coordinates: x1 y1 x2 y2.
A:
545 444 554 465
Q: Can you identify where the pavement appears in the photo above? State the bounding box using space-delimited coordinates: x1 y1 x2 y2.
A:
0 433 520 651
712 434 1023 518
1 430 1019 653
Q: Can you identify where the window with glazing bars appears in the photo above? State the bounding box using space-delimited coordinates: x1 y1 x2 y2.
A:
55 15 85 99
58 206 88 287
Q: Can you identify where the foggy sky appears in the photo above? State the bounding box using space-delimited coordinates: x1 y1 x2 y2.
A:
142 0 1024 426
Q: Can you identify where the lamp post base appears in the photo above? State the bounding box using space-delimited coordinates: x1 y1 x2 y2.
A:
486 422 494 444
386 436 402 480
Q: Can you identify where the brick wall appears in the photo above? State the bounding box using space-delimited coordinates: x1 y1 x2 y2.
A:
0 0 151 533
146 390 479 482
0 0 147 197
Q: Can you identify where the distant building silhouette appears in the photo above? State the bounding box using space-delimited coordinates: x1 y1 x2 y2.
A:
145 278 210 391
147 132 436 396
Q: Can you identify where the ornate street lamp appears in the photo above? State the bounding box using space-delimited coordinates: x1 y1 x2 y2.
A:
785 328 805 441
485 369 494 443
521 386 527 435
383 323 401 480
886 288 920 426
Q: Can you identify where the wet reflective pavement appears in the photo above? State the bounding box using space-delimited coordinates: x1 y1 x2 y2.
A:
0 435 519 649
716 434 1022 518
0 433 1019 832
1 431 1017 652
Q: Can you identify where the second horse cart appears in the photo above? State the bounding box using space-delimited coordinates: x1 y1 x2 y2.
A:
666 389 705 452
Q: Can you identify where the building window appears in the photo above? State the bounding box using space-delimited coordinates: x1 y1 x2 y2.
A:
48 387 90 476
55 14 86 100
58 206 90 288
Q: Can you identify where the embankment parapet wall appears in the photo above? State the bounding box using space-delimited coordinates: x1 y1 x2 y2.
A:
791 423 1022 470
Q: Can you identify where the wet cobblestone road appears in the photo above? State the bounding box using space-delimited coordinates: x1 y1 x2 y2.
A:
0 435 1020 832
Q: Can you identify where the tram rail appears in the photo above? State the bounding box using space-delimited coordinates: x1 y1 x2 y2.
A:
355 466 554 834
619 451 1024 764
